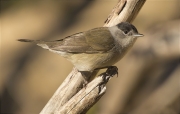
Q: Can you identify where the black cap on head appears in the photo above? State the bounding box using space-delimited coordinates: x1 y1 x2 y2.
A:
117 22 138 34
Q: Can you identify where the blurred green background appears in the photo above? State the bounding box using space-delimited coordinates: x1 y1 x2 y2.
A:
1 0 180 114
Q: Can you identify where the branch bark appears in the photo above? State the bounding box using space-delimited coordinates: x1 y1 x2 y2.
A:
56 73 112 114
40 0 146 114
104 0 146 27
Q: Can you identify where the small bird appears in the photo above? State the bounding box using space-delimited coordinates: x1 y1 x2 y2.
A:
18 22 143 80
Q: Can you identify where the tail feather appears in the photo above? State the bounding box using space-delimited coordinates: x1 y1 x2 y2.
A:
18 39 50 50
18 39 40 43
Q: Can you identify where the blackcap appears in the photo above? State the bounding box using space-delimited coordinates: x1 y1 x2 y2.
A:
18 22 143 79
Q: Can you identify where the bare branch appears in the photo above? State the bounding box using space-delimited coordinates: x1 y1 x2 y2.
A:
104 0 146 27
56 73 112 114
40 68 84 114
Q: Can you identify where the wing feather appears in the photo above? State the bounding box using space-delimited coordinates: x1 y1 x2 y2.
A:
39 27 115 53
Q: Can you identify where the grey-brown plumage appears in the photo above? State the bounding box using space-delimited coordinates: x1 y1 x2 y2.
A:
18 22 143 71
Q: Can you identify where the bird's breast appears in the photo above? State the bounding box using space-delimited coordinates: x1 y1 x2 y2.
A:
67 47 123 71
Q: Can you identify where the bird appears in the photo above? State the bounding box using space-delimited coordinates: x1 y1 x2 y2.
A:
18 22 143 81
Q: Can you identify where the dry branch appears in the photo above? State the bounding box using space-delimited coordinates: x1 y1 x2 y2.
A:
40 68 84 114
56 73 112 114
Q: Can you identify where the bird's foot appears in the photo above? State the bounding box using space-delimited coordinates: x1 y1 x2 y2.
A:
98 66 118 86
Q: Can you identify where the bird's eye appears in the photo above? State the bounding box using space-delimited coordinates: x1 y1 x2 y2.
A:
123 30 128 34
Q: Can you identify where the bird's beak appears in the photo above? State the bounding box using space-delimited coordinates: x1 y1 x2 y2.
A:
133 33 144 37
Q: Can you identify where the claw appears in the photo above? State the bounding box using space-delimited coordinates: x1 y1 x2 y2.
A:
99 66 118 83
105 66 118 77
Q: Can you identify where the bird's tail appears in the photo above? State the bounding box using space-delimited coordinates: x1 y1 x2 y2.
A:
18 39 42 43
18 39 49 49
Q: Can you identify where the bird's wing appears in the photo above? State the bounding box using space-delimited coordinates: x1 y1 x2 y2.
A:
41 32 92 53
84 27 115 53
19 27 115 54
46 27 115 53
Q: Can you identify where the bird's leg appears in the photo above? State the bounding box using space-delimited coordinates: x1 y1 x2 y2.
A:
80 70 99 87
79 66 118 87
79 71 93 87
97 66 118 93
95 66 118 77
